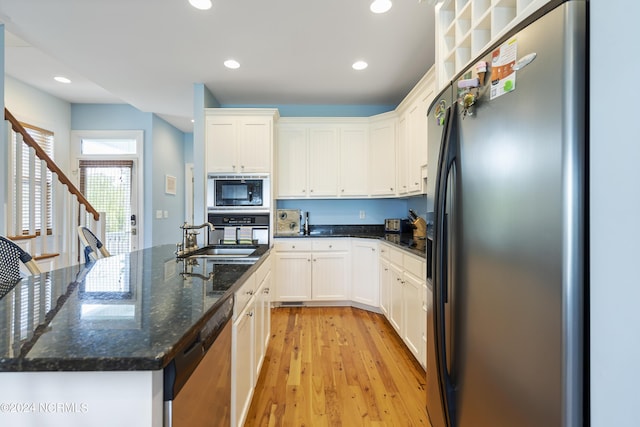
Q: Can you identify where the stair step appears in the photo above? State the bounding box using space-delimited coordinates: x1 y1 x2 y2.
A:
33 253 60 261
7 234 37 241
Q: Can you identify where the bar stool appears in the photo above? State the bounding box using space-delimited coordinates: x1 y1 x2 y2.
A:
78 226 111 264
0 236 41 284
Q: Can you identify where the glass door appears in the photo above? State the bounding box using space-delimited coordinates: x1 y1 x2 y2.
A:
79 160 137 254
71 130 144 254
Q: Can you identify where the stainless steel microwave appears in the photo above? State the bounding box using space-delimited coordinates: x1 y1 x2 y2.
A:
207 174 270 212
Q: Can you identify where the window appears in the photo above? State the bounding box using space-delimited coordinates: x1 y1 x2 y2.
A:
11 123 54 235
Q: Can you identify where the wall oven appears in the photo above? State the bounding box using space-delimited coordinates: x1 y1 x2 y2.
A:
207 174 270 212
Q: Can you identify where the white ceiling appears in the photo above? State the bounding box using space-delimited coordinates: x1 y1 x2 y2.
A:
0 0 435 132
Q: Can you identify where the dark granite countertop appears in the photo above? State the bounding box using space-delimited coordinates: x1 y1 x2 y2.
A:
0 244 269 372
275 224 427 259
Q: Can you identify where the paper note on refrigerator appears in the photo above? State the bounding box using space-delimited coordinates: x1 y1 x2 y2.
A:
490 37 517 100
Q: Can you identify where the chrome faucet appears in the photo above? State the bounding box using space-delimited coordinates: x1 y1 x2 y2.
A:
178 222 215 255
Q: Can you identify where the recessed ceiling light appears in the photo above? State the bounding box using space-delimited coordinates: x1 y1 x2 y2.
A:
189 0 212 10
54 76 71 84
352 61 368 71
224 59 240 69
370 0 392 13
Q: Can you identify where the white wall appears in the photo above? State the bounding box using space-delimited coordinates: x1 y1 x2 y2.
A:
590 2 640 426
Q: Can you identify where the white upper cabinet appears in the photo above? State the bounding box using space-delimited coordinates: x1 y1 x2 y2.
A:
308 127 339 197
205 109 278 174
276 125 308 197
396 67 435 196
339 125 369 197
276 119 370 199
396 113 409 195
369 112 398 197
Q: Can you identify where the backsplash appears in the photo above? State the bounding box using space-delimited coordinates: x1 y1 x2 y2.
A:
276 196 428 225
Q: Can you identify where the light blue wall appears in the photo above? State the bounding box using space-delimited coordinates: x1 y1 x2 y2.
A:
277 199 408 225
151 115 186 245
71 104 186 247
277 194 428 226
183 132 194 164
193 83 220 227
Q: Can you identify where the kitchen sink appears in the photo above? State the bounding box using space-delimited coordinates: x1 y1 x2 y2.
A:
186 245 258 259
201 247 256 256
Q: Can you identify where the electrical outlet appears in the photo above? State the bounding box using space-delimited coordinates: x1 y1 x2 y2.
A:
164 210 169 218
156 210 163 219
359 210 366 219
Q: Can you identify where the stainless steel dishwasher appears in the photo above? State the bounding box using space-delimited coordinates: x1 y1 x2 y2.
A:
163 296 233 427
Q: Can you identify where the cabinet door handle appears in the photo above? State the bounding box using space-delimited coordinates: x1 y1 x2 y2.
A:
246 290 254 295
247 311 254 317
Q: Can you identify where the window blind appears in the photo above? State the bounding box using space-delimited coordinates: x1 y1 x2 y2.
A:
12 123 54 235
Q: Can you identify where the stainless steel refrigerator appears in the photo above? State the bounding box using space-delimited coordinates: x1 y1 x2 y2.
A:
425 1 587 426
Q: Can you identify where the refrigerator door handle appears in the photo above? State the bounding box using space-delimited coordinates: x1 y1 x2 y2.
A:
433 102 459 427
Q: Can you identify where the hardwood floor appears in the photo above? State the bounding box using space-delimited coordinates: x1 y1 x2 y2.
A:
245 307 430 426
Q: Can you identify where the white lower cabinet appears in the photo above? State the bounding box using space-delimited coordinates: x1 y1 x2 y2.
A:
254 263 272 384
274 251 312 301
274 239 349 302
379 257 391 316
389 264 404 333
379 242 427 367
232 296 254 427
351 239 379 307
232 255 272 427
402 271 423 359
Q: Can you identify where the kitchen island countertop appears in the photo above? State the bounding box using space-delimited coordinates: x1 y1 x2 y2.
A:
0 244 269 372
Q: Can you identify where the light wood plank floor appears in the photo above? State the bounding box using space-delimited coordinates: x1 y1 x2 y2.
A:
245 307 430 426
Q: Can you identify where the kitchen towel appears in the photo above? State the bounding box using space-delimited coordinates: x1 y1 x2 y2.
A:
223 227 237 244
238 227 253 245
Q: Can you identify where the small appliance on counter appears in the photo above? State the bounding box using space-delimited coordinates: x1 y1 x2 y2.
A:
384 218 411 234
276 209 301 236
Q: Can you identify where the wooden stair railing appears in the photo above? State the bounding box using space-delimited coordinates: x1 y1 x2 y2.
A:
4 108 104 270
